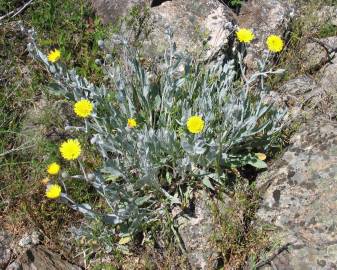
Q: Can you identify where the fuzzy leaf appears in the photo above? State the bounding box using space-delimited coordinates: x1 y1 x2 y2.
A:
47 82 66 95
118 236 132 245
247 159 267 169
202 177 215 190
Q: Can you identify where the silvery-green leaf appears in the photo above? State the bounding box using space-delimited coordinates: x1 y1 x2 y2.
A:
135 195 152 206
47 82 66 95
181 140 193 154
202 177 215 190
70 203 96 218
102 214 122 225
161 189 181 205
247 159 268 169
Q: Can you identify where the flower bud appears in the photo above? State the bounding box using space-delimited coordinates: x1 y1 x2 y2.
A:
87 173 95 181
95 59 102 65
97 40 104 48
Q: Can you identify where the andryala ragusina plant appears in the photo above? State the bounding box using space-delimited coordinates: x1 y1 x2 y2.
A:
28 28 286 237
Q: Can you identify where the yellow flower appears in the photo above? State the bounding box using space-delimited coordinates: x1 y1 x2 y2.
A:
41 177 50 185
256 153 267 161
74 99 94 118
266 35 284 53
47 49 61 63
236 28 255 43
46 184 62 199
60 139 81 160
47 162 60 175
127 118 137 128
187 116 205 134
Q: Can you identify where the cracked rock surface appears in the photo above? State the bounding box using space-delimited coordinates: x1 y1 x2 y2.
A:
257 119 337 269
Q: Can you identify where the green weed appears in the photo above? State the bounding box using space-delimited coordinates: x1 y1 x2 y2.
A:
318 23 337 38
211 182 270 269
0 0 108 257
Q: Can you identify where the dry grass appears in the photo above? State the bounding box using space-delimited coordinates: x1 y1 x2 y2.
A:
210 182 270 269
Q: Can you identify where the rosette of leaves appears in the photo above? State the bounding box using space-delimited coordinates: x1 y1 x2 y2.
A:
28 29 286 236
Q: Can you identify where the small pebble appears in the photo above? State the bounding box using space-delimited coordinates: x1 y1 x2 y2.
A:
18 234 31 247
31 231 42 245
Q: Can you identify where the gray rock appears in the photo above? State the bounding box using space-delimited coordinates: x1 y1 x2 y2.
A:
18 246 81 270
0 229 12 269
257 119 337 269
314 5 337 27
177 191 219 270
0 247 12 269
17 231 41 248
18 234 32 248
6 262 22 270
147 0 235 61
302 36 337 71
312 37 337 118
279 76 324 119
279 76 318 97
90 0 152 24
264 76 323 122
270 36 337 123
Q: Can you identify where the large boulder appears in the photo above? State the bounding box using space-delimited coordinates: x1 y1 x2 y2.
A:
93 0 296 68
90 0 152 24
147 0 235 61
94 0 236 61
177 191 219 270
302 36 337 72
297 35 337 118
314 5 337 27
17 246 81 270
256 119 337 269
277 76 323 121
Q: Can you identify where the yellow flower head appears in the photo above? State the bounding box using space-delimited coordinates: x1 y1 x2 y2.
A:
256 153 267 161
47 162 60 175
41 177 50 185
60 139 81 160
46 184 62 199
47 49 61 63
127 118 137 128
266 35 284 53
236 28 255 43
74 99 94 118
187 116 205 134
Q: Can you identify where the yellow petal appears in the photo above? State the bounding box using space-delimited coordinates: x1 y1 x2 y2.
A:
127 118 137 128
186 115 205 134
256 153 267 161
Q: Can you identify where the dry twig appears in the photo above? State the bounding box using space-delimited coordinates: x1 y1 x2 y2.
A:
0 0 34 21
